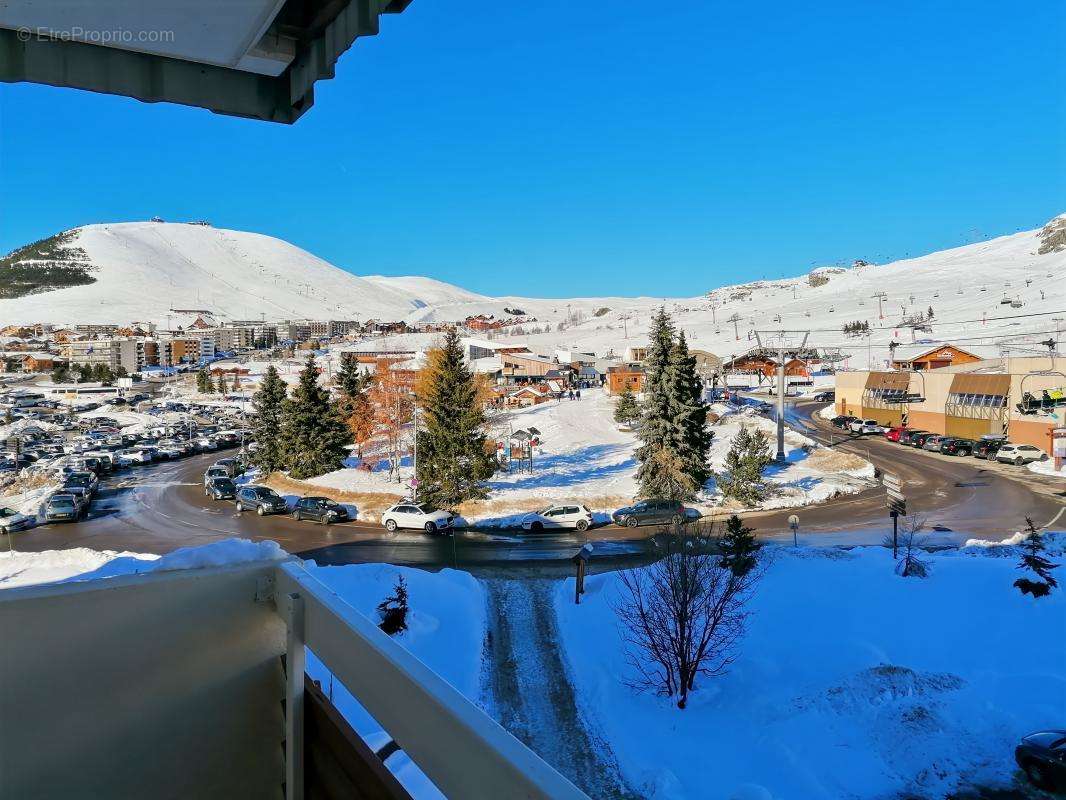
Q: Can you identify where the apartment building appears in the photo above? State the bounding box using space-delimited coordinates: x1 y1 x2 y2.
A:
66 338 159 374
160 336 216 366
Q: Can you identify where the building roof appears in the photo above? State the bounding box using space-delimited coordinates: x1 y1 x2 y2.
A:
891 343 981 363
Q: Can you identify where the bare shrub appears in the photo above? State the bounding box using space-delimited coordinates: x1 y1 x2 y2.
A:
613 519 763 709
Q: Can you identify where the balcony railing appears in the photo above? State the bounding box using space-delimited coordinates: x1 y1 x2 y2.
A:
0 557 590 800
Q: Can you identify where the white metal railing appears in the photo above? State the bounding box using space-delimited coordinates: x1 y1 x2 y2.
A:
273 560 590 800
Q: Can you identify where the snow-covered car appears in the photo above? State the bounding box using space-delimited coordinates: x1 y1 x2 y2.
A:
995 443 1047 466
381 503 454 534
0 506 31 534
119 448 154 465
521 504 594 532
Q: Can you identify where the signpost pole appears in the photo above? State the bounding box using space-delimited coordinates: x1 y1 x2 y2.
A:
891 510 898 559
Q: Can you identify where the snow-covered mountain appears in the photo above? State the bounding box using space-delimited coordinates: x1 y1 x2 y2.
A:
1 216 1063 372
0 222 495 325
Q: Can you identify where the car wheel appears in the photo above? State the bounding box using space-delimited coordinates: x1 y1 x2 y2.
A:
236 502 244 512
671 515 684 527
425 521 437 534
531 521 543 531
576 520 589 532
1023 761 1051 790
626 517 638 528
385 519 397 532
293 511 301 522
256 505 265 516
1014 457 1024 466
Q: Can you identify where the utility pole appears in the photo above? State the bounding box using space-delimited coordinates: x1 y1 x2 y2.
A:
872 292 887 320
619 312 631 340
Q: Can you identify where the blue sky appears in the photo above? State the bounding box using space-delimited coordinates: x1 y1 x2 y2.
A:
1 1 1063 298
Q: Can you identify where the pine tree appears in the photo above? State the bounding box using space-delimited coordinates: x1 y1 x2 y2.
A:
52 363 69 383
336 352 365 398
415 328 496 507
196 368 211 393
718 514 760 576
718 426 773 506
669 331 711 488
635 310 711 500
613 385 641 426
217 374 228 394
1014 517 1059 598
250 365 288 474
377 575 409 635
280 354 351 480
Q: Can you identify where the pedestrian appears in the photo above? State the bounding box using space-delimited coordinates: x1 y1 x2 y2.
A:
575 389 581 399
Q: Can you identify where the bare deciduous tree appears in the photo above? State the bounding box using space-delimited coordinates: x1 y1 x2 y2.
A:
613 522 763 709
885 515 931 578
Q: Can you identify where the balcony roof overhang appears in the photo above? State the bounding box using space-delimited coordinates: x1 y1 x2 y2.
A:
0 0 413 123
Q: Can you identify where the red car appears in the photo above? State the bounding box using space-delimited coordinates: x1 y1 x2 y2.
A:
884 426 908 442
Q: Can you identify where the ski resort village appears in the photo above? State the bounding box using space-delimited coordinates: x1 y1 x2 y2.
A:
0 5 1063 800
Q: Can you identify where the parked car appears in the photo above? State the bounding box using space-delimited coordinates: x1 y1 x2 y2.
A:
522 504 594 532
884 426 908 442
203 466 230 488
898 429 928 446
63 471 98 499
205 477 237 500
0 506 31 534
813 391 835 402
381 503 454 533
234 486 288 515
972 438 1004 460
212 457 241 477
856 419 883 436
612 499 687 528
44 493 82 523
292 496 349 524
909 432 937 448
1015 730 1066 792
995 443 1047 466
922 435 944 452
939 437 975 456
830 415 856 429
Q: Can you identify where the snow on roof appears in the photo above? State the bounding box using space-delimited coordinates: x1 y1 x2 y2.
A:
891 343 979 362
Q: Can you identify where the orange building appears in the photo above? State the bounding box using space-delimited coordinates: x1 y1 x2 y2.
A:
606 363 645 394
891 344 981 371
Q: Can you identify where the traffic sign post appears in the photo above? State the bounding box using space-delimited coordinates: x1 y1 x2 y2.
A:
883 472 906 558
788 514 800 547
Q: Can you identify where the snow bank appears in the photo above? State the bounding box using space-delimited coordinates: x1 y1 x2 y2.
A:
1028 459 1066 480
0 538 286 588
554 544 1066 799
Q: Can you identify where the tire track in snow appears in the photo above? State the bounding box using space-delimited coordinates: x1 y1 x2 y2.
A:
481 578 636 799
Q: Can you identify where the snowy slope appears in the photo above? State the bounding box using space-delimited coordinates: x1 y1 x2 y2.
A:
2 216 1063 369
0 222 483 326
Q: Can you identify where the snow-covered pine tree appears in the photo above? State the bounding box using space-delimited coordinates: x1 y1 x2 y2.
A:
280 354 351 480
613 385 641 426
1014 517 1060 598
718 426 773 506
250 365 288 474
415 328 496 506
718 514 760 576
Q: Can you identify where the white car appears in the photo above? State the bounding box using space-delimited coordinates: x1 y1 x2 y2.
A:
0 506 31 534
521 504 594 532
381 503 454 534
850 418 882 435
995 443 1047 466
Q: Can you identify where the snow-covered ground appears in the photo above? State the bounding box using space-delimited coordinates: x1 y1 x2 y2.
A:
1028 459 1066 480
303 389 873 523
554 537 1066 800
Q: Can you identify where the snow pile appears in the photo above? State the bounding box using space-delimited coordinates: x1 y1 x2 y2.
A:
0 417 60 440
1028 459 1066 480
554 544 1066 799
0 539 286 588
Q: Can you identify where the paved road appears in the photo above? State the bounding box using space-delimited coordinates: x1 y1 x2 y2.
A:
744 400 1066 544
9 403 1063 561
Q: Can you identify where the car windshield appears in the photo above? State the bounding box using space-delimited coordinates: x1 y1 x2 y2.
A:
213 479 235 490
0 508 14 517
417 505 439 514
50 497 75 508
254 488 279 499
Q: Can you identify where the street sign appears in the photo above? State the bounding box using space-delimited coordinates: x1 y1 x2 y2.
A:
787 514 799 547
886 487 905 502
882 472 902 491
889 499 907 516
